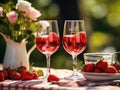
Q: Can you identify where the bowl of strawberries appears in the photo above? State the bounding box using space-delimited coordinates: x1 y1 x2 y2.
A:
81 53 120 81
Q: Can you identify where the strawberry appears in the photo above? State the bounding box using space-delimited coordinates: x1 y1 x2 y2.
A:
94 68 102 73
21 71 33 80
76 32 87 46
33 72 39 79
11 72 21 80
8 69 17 79
49 32 59 40
105 66 118 73
48 32 60 45
47 74 60 82
83 63 95 72
0 71 5 81
3 69 9 79
18 66 27 73
96 60 108 71
113 64 120 71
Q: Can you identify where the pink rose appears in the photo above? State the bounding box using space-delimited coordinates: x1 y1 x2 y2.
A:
0 7 3 16
6 11 18 24
27 7 41 21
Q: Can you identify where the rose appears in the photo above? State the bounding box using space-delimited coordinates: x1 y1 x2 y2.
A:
6 11 18 24
0 7 3 16
27 7 41 21
16 0 41 21
16 0 31 14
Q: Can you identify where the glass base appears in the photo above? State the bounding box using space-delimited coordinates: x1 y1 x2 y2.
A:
64 74 84 80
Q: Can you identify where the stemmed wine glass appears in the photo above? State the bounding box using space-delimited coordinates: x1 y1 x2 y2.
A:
36 20 60 81
62 20 87 80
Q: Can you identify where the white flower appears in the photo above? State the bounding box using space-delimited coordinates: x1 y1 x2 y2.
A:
16 0 31 13
38 20 50 30
0 7 3 16
6 11 18 24
27 7 41 21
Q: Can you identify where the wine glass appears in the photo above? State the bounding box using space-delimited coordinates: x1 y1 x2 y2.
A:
36 20 60 81
62 20 87 80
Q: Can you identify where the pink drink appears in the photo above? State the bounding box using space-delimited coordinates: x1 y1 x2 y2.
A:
36 32 60 56
62 32 87 56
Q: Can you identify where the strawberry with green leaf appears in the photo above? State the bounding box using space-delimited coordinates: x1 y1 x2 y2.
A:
18 66 27 73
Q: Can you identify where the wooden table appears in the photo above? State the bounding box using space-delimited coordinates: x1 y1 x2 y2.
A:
0 67 120 90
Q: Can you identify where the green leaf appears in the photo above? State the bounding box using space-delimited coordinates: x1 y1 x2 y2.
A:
76 61 85 70
37 70 44 76
14 24 20 30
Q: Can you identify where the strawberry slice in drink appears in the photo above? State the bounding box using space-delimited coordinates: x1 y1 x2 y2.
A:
75 31 87 47
48 32 60 45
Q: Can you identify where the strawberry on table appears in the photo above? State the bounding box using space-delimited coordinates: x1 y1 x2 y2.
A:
8 69 17 79
33 72 39 79
96 60 108 71
11 72 21 80
3 69 9 79
18 66 27 72
47 74 60 82
105 66 118 73
21 71 33 80
0 71 5 81
83 63 95 72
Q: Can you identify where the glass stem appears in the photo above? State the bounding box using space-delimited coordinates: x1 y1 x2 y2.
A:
46 56 51 77
72 56 77 76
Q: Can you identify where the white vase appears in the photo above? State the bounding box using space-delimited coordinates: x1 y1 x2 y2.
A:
0 33 36 70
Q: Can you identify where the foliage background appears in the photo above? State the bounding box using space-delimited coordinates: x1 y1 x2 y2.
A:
0 0 120 69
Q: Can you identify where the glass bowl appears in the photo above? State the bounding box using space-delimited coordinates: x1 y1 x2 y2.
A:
83 53 114 65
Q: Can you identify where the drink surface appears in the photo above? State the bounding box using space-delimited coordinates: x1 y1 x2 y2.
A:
36 32 60 56
62 32 87 56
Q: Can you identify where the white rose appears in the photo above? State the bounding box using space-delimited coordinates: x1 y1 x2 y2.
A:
27 7 41 21
16 0 31 13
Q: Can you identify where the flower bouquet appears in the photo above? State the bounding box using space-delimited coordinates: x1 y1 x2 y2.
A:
0 0 41 42
0 0 41 69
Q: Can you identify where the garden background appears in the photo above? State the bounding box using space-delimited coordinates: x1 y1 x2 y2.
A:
0 0 120 69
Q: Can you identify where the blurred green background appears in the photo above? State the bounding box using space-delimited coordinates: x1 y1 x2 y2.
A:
0 0 120 69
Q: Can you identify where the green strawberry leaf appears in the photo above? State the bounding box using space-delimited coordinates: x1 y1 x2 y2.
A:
73 61 85 70
37 70 44 76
